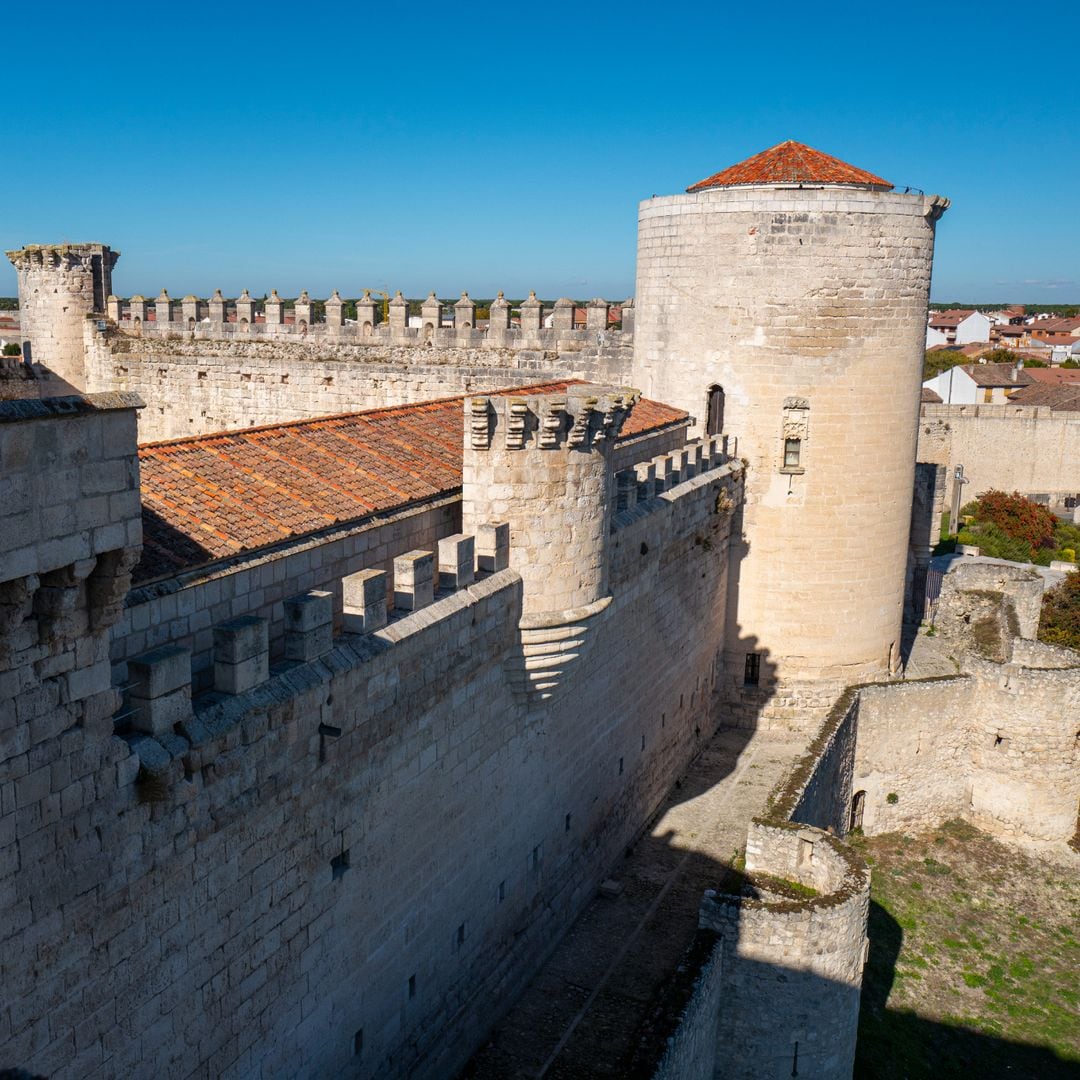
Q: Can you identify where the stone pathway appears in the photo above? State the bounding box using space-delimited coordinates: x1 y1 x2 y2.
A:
461 727 803 1079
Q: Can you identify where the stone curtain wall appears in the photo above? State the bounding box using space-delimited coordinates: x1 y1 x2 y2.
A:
0 395 145 1077
82 330 636 443
849 678 973 832
0 414 743 1078
918 402 1080 510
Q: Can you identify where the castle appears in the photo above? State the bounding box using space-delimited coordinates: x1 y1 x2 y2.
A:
2 141 1076 1079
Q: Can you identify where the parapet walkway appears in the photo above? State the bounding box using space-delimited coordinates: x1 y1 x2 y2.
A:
462 727 803 1079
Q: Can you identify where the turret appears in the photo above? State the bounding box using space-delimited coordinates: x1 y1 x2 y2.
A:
5 243 119 391
631 140 949 724
460 385 637 617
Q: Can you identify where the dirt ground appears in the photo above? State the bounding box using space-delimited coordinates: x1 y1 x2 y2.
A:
852 820 1080 1079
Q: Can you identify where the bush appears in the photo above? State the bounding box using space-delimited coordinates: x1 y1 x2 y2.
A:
973 490 1056 550
1039 570 1080 651
1 343 20 356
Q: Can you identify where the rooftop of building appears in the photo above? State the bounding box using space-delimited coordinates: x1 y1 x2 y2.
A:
686 140 893 193
1018 366 1080 385
1007 382 1080 411
958 362 1026 388
135 382 688 585
928 309 979 327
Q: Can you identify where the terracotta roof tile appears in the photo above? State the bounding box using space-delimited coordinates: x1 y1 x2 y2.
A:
135 382 688 584
687 140 892 193
1007 383 1080 411
1018 367 1080 386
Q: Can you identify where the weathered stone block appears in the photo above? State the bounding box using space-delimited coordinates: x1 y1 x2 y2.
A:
130 685 191 736
283 590 333 633
127 645 191 699
213 616 268 663
393 550 434 611
214 652 269 695
438 534 475 591
284 623 333 663
343 568 388 634
476 522 510 573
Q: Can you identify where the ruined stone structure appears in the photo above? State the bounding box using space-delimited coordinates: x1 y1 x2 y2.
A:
4 141 1075 1080
642 568 1077 1080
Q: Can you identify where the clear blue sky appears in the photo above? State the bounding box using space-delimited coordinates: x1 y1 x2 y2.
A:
3 0 1076 303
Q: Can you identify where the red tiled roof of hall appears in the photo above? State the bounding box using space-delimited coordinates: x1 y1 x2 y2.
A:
687 140 892 193
135 382 688 585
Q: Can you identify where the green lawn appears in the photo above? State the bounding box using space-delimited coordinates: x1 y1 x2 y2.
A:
851 820 1080 1079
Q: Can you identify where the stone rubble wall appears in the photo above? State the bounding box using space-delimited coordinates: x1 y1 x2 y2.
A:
918 402 1080 511
0 409 742 1080
852 661 1080 845
646 934 725 1080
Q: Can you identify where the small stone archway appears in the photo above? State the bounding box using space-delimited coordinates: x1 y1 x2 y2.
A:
423 322 434 342
849 790 866 833
132 316 142 336
362 321 373 337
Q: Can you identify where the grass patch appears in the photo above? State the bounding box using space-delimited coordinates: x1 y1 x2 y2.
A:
852 821 1079 1078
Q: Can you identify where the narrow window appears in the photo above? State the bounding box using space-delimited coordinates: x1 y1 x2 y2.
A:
498 880 506 903
784 438 801 469
565 813 572 833
744 652 761 686
457 923 466 947
706 385 725 436
408 974 417 1000
354 1030 363 1057
618 757 624 776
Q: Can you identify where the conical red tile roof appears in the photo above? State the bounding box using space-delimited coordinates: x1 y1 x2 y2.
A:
687 140 892 192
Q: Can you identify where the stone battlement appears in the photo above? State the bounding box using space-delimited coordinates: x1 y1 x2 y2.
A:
103 289 633 353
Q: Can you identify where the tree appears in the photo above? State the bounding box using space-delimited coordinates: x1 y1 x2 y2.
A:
1039 570 1080 651
1 343 20 357
924 349 965 380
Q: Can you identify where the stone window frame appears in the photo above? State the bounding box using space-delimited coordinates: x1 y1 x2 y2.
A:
779 397 809 475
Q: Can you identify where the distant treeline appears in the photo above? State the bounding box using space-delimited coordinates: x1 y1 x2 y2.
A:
0 298 17 311
929 301 1080 317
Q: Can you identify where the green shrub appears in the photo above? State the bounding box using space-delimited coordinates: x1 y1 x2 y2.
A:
1 343 20 356
1039 570 1080 651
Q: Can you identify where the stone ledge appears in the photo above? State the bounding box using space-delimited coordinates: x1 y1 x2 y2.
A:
0 391 144 424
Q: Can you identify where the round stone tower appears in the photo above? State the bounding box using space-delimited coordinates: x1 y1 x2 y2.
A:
6 243 119 391
631 141 949 725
